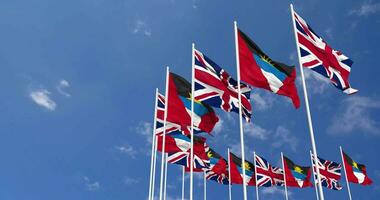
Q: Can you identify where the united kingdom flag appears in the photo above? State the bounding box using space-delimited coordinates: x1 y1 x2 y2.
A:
155 93 181 136
293 10 358 94
254 154 284 187
311 154 343 190
194 49 252 122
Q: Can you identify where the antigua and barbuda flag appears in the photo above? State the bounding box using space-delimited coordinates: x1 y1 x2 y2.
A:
167 72 219 135
293 10 358 94
204 148 229 185
311 154 343 190
254 154 284 187
194 49 252 122
229 152 256 186
283 155 312 188
342 150 373 185
237 28 300 108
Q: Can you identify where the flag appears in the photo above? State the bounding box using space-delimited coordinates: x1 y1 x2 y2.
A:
237 28 300 108
167 134 210 170
155 92 181 136
283 156 312 188
311 154 343 190
194 49 252 122
229 152 256 186
342 150 372 185
254 154 284 187
157 131 190 153
167 72 219 135
204 148 229 185
293 10 358 94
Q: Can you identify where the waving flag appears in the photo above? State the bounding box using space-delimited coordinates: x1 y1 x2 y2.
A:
194 49 252 121
311 154 342 190
342 150 372 185
293 10 358 94
204 148 229 185
155 93 181 136
167 72 219 135
229 152 256 186
283 156 312 188
237 28 300 108
166 134 210 170
254 154 284 187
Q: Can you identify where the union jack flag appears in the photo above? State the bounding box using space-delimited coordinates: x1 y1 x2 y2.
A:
194 49 252 122
254 154 284 187
204 148 229 185
155 93 181 136
167 134 210 170
293 10 358 94
311 154 343 190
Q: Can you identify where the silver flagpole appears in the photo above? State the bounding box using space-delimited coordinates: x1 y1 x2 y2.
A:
149 89 159 200
340 146 353 200
204 170 207 200
289 4 325 200
253 152 259 200
281 152 289 200
310 151 320 200
233 20 248 200
182 166 185 200
159 67 170 200
151 132 158 200
228 148 232 200
190 43 195 200
164 153 168 200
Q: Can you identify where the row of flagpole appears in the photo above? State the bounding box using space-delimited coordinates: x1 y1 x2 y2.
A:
147 4 357 200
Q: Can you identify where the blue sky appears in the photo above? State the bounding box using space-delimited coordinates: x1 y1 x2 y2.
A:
1 0 380 199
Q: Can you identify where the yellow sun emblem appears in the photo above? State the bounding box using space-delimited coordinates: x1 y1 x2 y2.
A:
294 166 303 173
261 55 274 66
243 162 251 171
207 151 213 158
352 161 359 169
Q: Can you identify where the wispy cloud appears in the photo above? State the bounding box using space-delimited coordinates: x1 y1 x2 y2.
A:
83 176 100 191
123 176 140 185
132 19 152 37
250 91 275 111
136 121 153 143
213 118 224 135
261 187 292 198
115 144 137 158
328 96 380 135
272 126 298 152
244 122 270 140
56 79 71 97
29 89 57 111
301 69 331 94
349 1 380 16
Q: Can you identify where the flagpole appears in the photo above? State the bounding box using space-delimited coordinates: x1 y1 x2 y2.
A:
253 152 259 200
289 4 325 200
204 170 207 200
182 166 185 200
159 67 170 200
281 152 289 200
151 133 158 200
190 42 195 200
309 151 320 200
228 148 232 200
164 153 168 200
234 20 248 200
340 146 353 200
149 88 159 200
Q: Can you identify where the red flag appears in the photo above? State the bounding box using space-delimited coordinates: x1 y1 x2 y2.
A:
342 151 372 185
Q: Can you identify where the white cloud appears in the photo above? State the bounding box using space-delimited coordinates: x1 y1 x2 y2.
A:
136 121 153 143
56 79 71 97
115 144 137 158
213 118 224 135
350 1 380 16
83 176 100 191
250 92 275 111
29 89 57 111
244 122 270 140
132 19 152 37
328 96 380 135
261 187 292 198
123 176 139 185
272 126 298 152
301 69 331 94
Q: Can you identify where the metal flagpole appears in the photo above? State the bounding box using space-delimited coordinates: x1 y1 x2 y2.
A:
253 152 259 200
228 148 232 200
289 4 325 200
164 153 168 200
149 89 159 200
190 43 195 200
159 67 170 200
234 20 248 200
340 146 353 200
204 170 207 200
151 132 158 200
182 166 185 200
309 151 320 200
281 152 289 200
